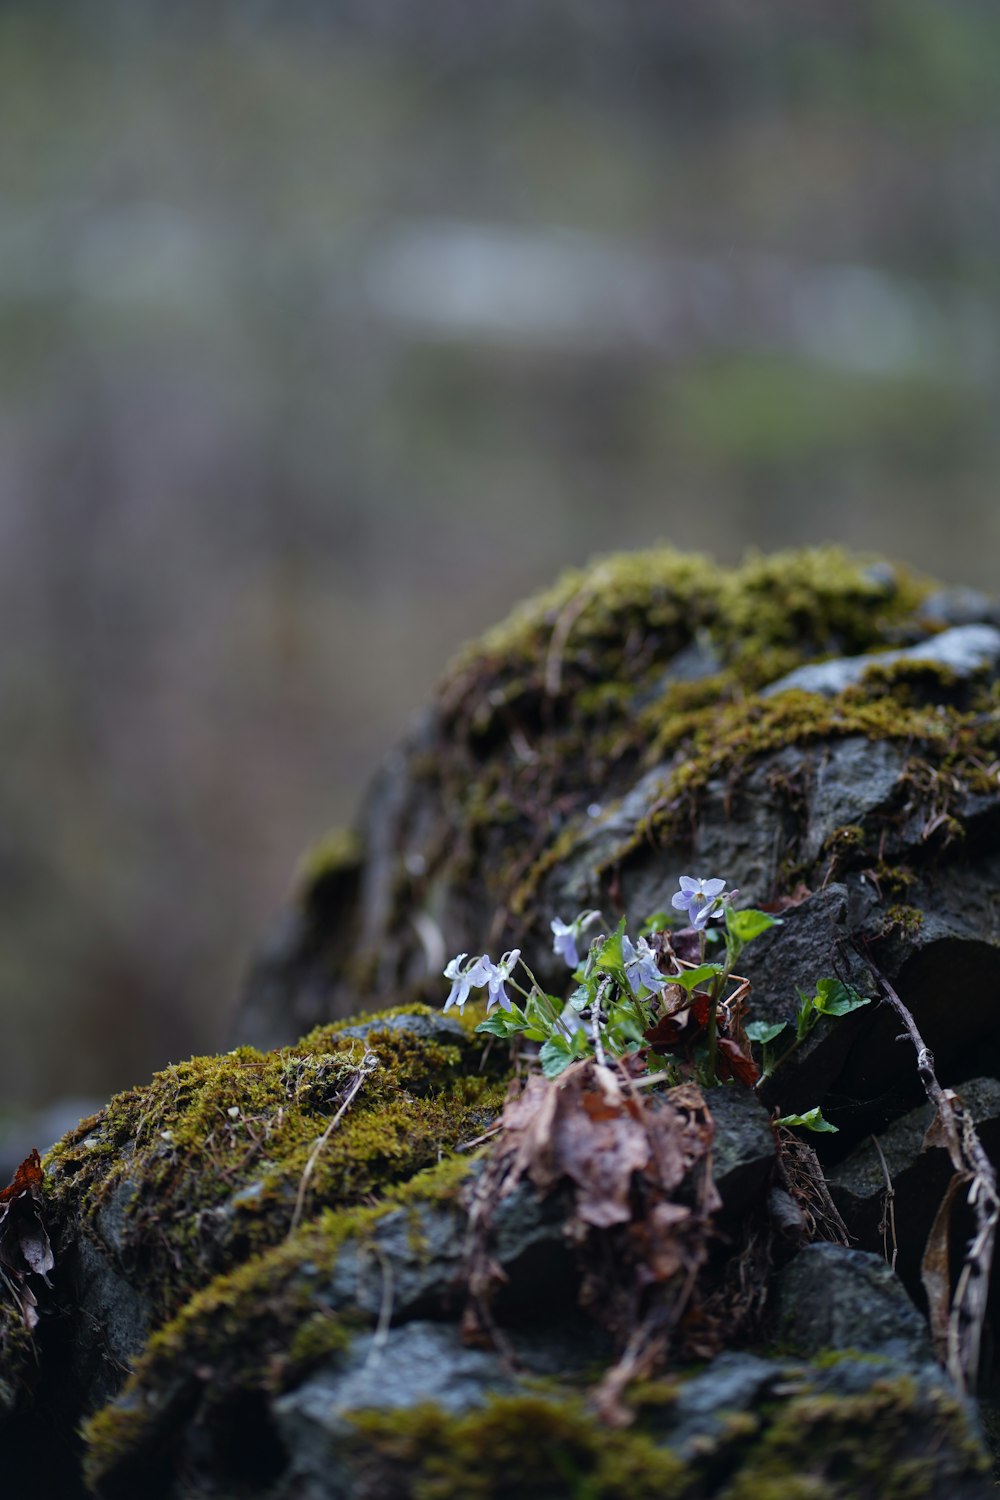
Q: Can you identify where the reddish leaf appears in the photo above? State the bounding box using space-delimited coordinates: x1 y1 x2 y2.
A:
690 992 712 1030
716 1036 761 1088
643 1014 688 1050
0 1148 54 1332
0 1148 43 1205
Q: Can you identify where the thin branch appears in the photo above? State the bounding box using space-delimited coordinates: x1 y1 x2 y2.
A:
863 954 998 1394
870 1133 898 1273
289 1050 378 1233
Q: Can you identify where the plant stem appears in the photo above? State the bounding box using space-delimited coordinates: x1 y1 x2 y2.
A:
705 986 718 1084
591 981 608 1067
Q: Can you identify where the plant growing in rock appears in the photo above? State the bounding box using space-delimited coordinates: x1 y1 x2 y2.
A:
443 876 870 1132
746 977 871 1085
444 877 764 1087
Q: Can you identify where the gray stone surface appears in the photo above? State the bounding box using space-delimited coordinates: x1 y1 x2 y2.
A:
761 623 1000 699
773 1242 935 1365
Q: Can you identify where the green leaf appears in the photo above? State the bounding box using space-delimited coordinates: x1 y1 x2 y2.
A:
775 1107 839 1133
795 990 818 1041
539 1035 583 1078
607 1006 646 1045
726 908 781 945
474 1009 526 1039
810 978 872 1018
592 917 628 982
567 984 591 1013
524 992 553 1027
639 911 671 936
671 962 724 992
745 1020 788 1046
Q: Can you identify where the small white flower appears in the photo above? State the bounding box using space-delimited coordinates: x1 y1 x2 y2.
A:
671 876 727 930
483 949 521 1013
622 934 667 996
443 953 492 1013
550 911 600 968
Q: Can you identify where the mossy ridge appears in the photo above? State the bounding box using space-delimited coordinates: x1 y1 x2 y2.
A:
517 674 1000 914
435 547 930 811
391 546 934 938
443 547 929 708
81 1152 478 1493
45 1007 507 1321
335 1367 986 1500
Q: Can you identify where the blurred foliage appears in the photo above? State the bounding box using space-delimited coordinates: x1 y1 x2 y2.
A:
0 0 997 1116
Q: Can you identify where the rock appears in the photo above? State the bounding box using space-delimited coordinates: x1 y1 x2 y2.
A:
7 547 1000 1497
772 1242 935 1365
703 1084 775 1215
236 545 987 1046
761 623 1000 700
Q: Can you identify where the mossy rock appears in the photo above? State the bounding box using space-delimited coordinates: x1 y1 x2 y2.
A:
236 545 1000 1054
5 546 1000 1497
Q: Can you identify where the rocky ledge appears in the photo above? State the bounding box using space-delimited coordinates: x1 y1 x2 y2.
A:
4 546 1000 1498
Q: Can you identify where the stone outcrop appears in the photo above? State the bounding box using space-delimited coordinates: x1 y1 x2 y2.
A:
4 546 1000 1497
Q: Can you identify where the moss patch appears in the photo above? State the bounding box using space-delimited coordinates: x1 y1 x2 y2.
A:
324 1363 987 1500
45 1007 506 1323
380 546 938 941
345 1393 691 1499
719 1376 988 1500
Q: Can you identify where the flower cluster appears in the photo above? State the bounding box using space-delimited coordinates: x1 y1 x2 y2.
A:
443 949 521 1014
440 871 864 1132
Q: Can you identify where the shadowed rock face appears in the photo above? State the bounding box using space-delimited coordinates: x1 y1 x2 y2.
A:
4 547 1000 1497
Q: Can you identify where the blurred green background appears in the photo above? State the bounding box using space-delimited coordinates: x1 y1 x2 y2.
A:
1 1 998 1125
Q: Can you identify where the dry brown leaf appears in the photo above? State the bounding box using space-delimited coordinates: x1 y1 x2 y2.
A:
0 1148 54 1333
921 1170 970 1366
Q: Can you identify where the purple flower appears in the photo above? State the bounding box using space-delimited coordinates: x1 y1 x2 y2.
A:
622 934 667 996
550 911 600 968
484 949 521 1013
671 876 727 931
443 953 492 1013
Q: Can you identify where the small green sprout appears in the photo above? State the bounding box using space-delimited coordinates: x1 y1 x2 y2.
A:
774 1106 839 1134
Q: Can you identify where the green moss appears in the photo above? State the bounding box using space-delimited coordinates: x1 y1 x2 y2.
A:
882 904 925 939
436 546 932 844
285 1362 987 1500
345 1394 692 1500
411 546 963 930
719 1377 988 1500
45 1007 507 1323
598 691 949 879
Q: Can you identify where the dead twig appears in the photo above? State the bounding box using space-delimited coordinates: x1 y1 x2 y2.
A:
862 954 999 1395
870 1133 898 1273
288 1050 379 1233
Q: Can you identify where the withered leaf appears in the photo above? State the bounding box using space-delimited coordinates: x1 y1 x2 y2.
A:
494 1062 713 1229
716 1036 760 1088
921 1170 969 1367
0 1148 54 1332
